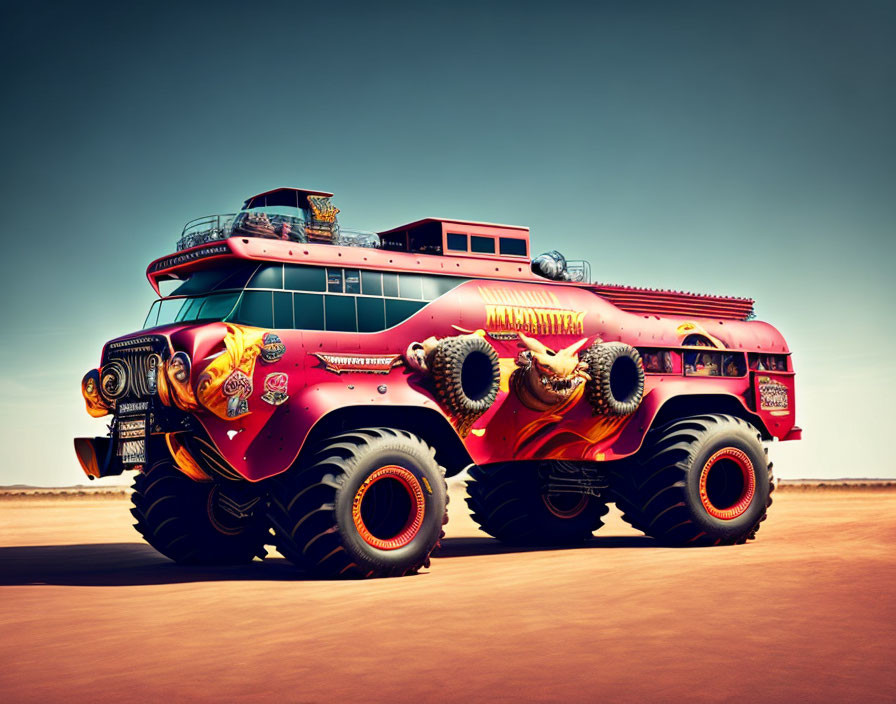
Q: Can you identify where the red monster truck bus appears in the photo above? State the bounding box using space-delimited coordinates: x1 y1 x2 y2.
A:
76 187 800 578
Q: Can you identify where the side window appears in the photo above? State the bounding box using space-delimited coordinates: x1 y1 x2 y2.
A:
251 265 465 332
748 353 788 372
324 294 356 332
199 292 240 320
361 270 382 296
293 293 324 330
273 291 293 328
421 275 465 299
357 297 386 332
344 269 361 294
470 236 495 254
446 233 467 251
398 274 423 300
639 348 675 374
685 351 721 376
722 354 746 377
236 291 273 328
499 237 527 256
247 264 283 289
327 268 343 292
382 272 399 298
386 299 425 327
284 264 325 292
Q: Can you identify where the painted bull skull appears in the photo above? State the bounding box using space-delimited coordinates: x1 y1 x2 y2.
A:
512 332 591 411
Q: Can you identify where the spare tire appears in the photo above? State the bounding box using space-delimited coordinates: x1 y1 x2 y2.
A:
431 335 500 432
583 342 645 416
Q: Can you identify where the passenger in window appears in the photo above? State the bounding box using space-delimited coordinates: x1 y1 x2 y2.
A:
661 351 673 373
723 355 744 377
644 352 670 373
702 353 720 376
233 212 277 239
688 352 719 376
266 216 303 242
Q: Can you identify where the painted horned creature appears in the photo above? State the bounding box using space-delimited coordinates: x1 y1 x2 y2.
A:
512 332 591 411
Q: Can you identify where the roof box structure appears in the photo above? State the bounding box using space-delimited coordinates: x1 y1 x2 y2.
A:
241 187 334 211
377 217 530 260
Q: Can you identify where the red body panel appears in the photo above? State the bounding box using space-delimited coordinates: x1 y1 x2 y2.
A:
588 283 754 320
750 370 797 437
113 272 795 482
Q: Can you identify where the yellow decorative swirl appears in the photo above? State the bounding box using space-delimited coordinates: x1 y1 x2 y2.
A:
196 324 265 420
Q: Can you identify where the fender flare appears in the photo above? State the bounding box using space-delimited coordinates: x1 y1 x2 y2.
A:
610 390 773 460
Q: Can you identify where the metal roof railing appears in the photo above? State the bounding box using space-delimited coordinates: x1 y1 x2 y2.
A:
177 214 237 251
176 213 381 252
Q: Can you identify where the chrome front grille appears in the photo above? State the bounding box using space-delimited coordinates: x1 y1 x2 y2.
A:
118 349 161 398
102 336 167 402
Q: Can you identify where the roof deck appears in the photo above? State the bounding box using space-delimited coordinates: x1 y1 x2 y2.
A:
148 235 543 296
156 187 754 320
176 188 532 263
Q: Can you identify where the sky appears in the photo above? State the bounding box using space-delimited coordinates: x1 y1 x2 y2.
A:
1 0 894 485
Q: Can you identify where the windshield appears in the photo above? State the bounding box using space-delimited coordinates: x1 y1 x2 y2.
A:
143 292 242 329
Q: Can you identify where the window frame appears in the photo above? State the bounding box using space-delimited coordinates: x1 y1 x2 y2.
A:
144 264 466 334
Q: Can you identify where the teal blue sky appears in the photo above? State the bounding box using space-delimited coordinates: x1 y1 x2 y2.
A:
1 1 894 485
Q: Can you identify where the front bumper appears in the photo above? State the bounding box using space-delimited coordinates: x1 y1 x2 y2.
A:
74 436 124 479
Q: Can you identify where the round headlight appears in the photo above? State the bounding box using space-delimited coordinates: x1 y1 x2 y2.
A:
82 368 110 417
82 369 100 397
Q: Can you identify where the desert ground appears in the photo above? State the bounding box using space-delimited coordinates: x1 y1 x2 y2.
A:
1 482 894 703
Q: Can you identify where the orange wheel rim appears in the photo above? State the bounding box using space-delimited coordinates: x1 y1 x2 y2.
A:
352 465 425 550
541 493 589 519
698 448 756 520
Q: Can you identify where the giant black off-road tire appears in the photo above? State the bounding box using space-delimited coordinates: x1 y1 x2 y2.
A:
267 428 448 578
431 335 500 432
610 414 774 545
466 463 609 545
131 459 269 564
582 342 645 416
